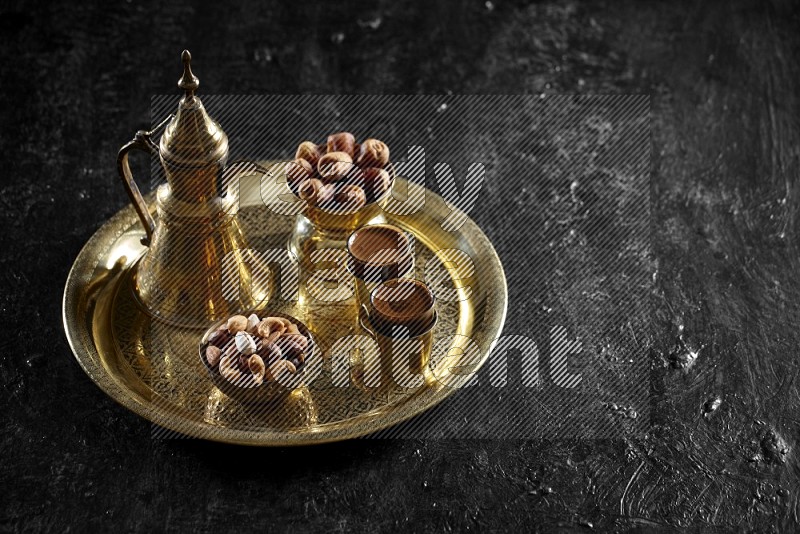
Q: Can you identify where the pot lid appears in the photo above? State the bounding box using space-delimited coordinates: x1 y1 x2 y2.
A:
159 50 228 167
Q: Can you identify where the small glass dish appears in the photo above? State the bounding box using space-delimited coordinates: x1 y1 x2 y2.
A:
199 311 317 404
296 162 397 236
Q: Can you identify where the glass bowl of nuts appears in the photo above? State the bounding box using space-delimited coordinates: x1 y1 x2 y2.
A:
199 311 316 403
285 132 395 234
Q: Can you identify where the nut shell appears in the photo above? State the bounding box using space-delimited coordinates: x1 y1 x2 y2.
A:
334 184 367 212
285 159 314 190
337 165 366 189
295 141 322 167
298 178 323 204
327 132 356 157
363 167 392 201
318 151 354 180
357 139 390 168
317 183 337 208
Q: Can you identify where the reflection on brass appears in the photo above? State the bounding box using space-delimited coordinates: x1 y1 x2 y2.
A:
116 50 270 328
358 311 437 394
204 385 318 431
67 168 506 443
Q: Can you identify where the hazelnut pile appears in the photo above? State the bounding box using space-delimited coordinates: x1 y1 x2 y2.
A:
203 313 309 387
286 132 392 213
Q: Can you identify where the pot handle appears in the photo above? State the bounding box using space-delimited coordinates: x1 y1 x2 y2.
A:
116 115 172 246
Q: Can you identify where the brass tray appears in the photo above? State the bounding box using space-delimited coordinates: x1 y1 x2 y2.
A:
63 177 507 445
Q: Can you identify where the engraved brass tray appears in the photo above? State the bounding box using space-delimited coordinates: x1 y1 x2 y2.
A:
63 177 507 445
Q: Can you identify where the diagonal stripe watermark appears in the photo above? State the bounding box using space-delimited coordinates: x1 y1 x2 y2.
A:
135 94 651 441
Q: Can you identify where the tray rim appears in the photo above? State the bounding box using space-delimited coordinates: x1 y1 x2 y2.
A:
63 179 508 445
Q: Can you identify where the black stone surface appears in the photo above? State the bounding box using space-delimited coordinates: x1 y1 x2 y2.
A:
2 0 800 531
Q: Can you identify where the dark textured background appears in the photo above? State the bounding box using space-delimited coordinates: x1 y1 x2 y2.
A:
2 0 800 531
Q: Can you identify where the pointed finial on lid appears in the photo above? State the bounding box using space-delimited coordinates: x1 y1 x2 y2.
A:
178 49 199 98
161 49 228 169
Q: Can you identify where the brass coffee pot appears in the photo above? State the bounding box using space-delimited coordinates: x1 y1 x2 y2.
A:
117 50 270 327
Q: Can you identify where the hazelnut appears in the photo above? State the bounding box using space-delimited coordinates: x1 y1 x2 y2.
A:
318 151 353 179
295 141 322 167
205 345 222 368
227 315 248 334
362 167 392 201
235 331 257 356
334 184 367 212
327 132 356 157
285 159 314 189
357 139 390 168
298 178 323 204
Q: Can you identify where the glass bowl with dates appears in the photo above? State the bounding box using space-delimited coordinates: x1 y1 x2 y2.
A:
285 132 396 234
